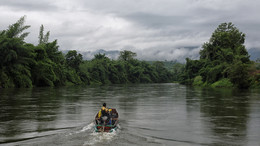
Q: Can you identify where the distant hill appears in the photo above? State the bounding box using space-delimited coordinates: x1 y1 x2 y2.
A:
61 47 260 63
248 48 260 61
62 47 200 62
62 49 120 60
146 60 180 70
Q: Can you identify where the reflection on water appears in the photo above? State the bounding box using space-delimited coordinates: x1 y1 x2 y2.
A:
186 87 252 146
0 84 260 146
0 88 62 140
203 89 250 146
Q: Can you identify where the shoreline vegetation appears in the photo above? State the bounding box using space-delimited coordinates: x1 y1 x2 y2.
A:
1 16 260 89
177 22 260 89
0 16 173 88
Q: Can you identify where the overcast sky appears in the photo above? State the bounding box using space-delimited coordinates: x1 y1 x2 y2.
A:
0 0 259 61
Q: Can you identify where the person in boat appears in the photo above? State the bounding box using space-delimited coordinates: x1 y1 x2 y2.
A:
97 103 112 125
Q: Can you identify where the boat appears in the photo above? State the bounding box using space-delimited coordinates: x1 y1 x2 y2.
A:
94 108 119 132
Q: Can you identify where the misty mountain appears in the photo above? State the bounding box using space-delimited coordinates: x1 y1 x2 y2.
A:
62 49 120 60
248 48 260 61
62 47 260 62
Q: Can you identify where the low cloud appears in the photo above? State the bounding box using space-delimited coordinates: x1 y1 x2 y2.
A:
133 46 201 62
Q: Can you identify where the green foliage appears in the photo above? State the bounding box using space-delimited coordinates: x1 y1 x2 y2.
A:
0 70 14 88
78 52 173 85
171 62 185 81
38 25 50 45
0 17 34 88
32 60 56 86
4 18 259 89
211 78 233 88
108 61 128 83
255 59 260 70
227 61 251 89
181 58 203 84
193 76 203 86
4 16 30 40
65 69 82 85
89 57 110 84
152 61 172 83
180 22 253 89
200 22 249 62
0 16 173 88
251 72 260 88
118 50 137 61
65 50 83 72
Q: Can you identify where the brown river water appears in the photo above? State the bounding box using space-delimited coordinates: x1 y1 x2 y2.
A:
0 83 260 146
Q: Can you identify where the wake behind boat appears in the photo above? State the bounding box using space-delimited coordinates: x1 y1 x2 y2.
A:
94 108 119 132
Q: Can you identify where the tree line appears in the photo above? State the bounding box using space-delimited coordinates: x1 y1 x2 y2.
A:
1 17 259 89
171 22 260 89
0 16 173 88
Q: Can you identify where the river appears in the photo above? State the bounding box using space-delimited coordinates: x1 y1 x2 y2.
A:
0 83 260 146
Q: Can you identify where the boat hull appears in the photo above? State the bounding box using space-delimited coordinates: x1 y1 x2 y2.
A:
94 108 119 133
94 124 118 132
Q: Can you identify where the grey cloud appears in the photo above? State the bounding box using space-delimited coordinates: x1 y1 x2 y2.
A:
1 0 260 62
123 12 188 28
0 0 58 11
134 46 201 62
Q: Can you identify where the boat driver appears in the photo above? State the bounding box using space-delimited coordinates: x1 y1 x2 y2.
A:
97 103 111 124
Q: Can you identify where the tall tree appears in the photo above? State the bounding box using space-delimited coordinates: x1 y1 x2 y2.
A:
182 22 252 88
200 22 249 63
118 50 137 61
4 16 30 40
38 24 50 45
65 50 83 72
0 16 34 88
